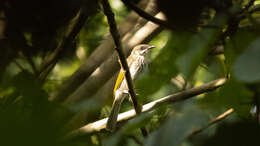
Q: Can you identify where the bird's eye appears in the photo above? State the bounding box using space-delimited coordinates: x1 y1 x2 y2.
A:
141 46 149 50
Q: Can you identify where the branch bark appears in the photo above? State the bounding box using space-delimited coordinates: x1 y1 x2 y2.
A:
121 0 174 29
64 78 226 139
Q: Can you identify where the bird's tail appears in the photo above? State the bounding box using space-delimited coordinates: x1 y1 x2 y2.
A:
106 98 122 131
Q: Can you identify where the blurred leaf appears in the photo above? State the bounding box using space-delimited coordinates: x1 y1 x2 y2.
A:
202 55 226 81
121 112 154 134
199 78 253 116
0 71 75 146
233 37 260 83
68 98 101 113
176 14 226 79
145 102 208 146
195 57 225 85
9 71 49 112
225 28 260 71
78 13 107 56
105 112 154 146
104 132 122 146
176 30 213 78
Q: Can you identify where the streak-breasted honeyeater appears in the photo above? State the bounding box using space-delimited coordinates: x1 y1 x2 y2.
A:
106 44 155 131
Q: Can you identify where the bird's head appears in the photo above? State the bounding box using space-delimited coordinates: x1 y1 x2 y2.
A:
132 44 155 56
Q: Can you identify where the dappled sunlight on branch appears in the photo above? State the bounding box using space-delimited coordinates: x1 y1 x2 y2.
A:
65 78 226 139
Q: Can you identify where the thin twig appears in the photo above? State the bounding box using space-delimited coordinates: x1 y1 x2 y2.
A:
15 53 37 74
13 60 25 71
64 78 226 139
188 108 234 138
23 52 38 75
240 0 255 14
39 63 56 82
18 50 38 75
121 0 174 30
101 0 147 136
239 0 256 20
253 89 260 124
121 0 201 32
249 5 260 14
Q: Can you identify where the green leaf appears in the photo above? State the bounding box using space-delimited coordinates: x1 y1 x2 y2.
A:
176 29 215 78
198 78 253 116
0 71 75 146
195 56 226 83
145 102 208 146
104 112 154 146
104 132 122 146
176 13 226 79
233 37 260 83
12 71 47 98
121 112 154 134
224 28 260 72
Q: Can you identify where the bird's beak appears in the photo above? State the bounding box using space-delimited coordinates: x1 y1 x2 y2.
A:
147 45 156 50
140 45 156 55
144 45 155 53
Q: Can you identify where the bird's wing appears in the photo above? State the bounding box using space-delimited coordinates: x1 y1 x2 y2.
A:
113 69 125 98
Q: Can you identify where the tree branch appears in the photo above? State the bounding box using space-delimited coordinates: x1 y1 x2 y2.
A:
101 0 147 136
64 78 226 139
188 108 234 138
0 10 5 39
121 0 174 29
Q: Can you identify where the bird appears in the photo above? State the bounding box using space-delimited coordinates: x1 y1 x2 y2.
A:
106 44 155 131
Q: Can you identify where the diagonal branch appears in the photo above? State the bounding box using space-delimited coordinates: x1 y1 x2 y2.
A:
121 0 174 29
101 0 147 136
122 0 223 31
101 0 141 119
188 108 234 138
64 78 226 139
240 0 255 14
